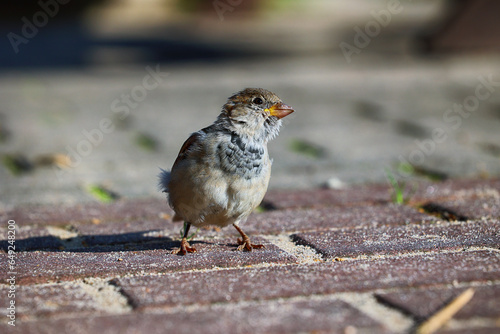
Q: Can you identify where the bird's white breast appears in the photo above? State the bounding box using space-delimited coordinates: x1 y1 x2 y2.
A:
168 131 271 228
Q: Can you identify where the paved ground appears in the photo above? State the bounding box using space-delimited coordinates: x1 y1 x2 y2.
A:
1 178 499 333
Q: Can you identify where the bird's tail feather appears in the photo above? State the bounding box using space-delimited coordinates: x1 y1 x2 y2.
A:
158 168 171 193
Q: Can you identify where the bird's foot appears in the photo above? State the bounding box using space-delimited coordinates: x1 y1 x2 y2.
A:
172 238 197 255
236 237 265 252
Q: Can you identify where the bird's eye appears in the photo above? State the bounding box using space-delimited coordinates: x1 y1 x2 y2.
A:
253 97 264 105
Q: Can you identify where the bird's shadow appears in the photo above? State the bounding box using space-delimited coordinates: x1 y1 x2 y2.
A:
0 230 212 253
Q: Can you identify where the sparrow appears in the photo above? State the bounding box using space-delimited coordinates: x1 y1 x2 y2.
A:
159 88 294 255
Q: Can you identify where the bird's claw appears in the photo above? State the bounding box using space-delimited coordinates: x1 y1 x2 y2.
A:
236 237 265 252
172 238 197 255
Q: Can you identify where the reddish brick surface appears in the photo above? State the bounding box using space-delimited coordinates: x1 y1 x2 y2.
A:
243 204 437 235
0 198 171 227
263 184 392 209
0 238 296 284
411 179 500 202
422 193 500 220
2 180 499 333
113 250 499 309
77 220 174 247
4 299 389 334
76 218 239 243
376 285 500 320
54 203 437 244
291 220 500 258
74 217 174 237
262 179 500 210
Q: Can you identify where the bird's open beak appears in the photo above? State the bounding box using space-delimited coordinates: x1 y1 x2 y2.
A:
266 103 294 119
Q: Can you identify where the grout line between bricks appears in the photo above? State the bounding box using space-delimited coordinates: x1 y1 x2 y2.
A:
481 246 500 253
324 246 500 263
78 277 132 314
99 231 325 280
262 234 323 264
10 236 496 286
9 279 133 323
46 225 85 250
45 226 79 239
108 261 297 282
337 292 414 333
108 246 500 281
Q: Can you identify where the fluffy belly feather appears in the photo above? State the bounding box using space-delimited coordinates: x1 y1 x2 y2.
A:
169 160 270 228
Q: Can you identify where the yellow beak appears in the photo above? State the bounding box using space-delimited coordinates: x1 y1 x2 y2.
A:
266 103 294 119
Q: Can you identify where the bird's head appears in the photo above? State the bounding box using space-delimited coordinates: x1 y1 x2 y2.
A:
219 88 294 142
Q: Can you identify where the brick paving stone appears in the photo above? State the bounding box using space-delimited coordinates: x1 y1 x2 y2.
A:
72 213 260 243
75 219 176 247
0 180 458 230
242 204 437 235
7 203 434 249
78 220 252 246
291 220 500 258
421 192 500 221
375 285 500 321
114 204 436 239
0 220 175 253
412 179 500 202
0 238 296 284
80 229 168 247
113 250 500 309
1 179 499 333
74 216 173 235
13 284 101 320
262 179 500 211
263 184 392 210
3 299 389 334
0 198 171 227
2 179 497 229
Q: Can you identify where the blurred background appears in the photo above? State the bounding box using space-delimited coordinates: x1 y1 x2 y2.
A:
0 0 500 206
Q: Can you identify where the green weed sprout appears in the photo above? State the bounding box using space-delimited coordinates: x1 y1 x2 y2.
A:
385 168 416 205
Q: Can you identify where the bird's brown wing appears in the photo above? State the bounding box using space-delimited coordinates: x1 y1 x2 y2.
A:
172 132 200 167
172 125 214 167
168 132 201 222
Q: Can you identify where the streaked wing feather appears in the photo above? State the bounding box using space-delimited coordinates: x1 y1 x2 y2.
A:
173 132 200 166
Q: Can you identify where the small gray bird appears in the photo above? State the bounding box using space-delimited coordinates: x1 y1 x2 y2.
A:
159 88 294 255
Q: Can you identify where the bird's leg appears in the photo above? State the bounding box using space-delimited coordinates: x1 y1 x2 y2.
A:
233 224 265 251
172 222 197 255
